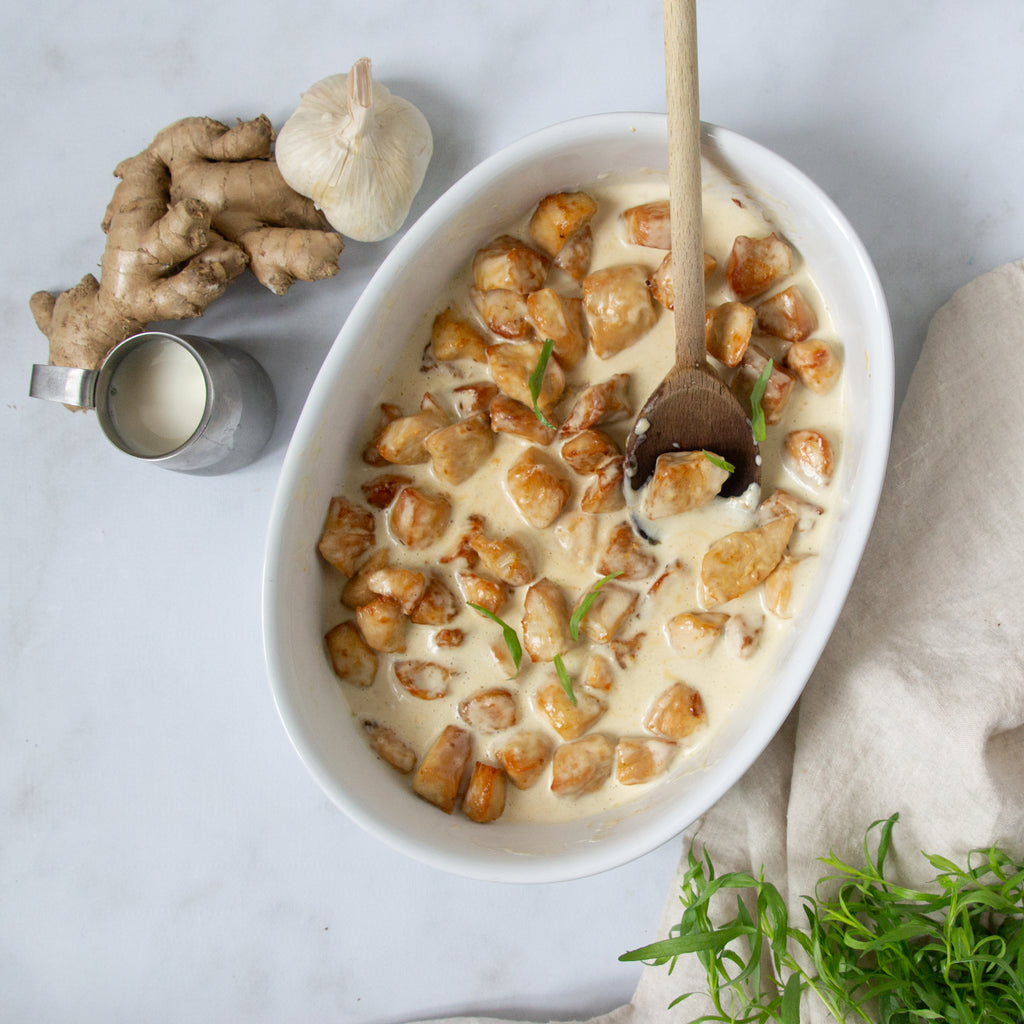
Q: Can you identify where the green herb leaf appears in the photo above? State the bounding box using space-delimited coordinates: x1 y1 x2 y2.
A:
467 603 522 676
569 571 624 641
750 358 773 444
528 338 556 429
702 450 736 474
553 652 576 706
621 813 1024 1024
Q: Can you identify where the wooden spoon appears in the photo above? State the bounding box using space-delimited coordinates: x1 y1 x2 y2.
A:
624 0 760 497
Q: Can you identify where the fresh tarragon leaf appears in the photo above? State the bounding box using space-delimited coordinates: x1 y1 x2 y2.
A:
553 652 576 706
702 450 736 474
569 571 624 641
528 338 557 430
750 358 774 444
467 603 522 676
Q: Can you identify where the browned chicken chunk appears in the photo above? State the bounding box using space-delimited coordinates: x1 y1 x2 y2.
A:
582 265 659 358
731 345 796 426
644 682 706 740
536 677 607 740
495 731 552 790
560 429 620 474
615 737 677 785
643 451 730 520
467 516 535 586
409 576 459 625
458 688 518 733
324 620 378 686
356 595 408 653
486 340 565 411
665 612 728 658
488 394 558 444
526 288 587 369
375 401 449 465
366 566 427 615
755 285 818 342
528 191 598 258
318 495 376 577
701 513 796 606
472 234 548 294
431 307 489 363
389 486 451 549
457 571 509 615
462 762 507 823
506 447 572 529
361 473 413 510
471 287 532 339
784 429 835 487
580 458 626 514
559 373 632 435
597 521 658 581
575 581 638 643
521 577 572 662
550 734 614 797
553 224 594 281
412 725 472 814
705 300 755 367
363 720 416 773
726 233 793 301
621 199 672 248
785 338 841 394
424 413 494 485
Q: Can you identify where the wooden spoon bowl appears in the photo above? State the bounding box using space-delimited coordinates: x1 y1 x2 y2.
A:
624 0 760 497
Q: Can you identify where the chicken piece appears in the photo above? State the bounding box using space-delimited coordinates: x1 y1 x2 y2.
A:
471 287 532 339
784 429 835 487
525 288 587 370
366 566 427 615
409 576 459 625
580 458 626 514
597 521 658 581
553 224 594 281
756 488 824 534
431 307 489 363
389 486 451 549
462 762 507 823
647 251 717 310
394 659 453 700
362 720 417 774
488 394 558 444
486 340 566 412
356 595 407 653
488 638 519 678
647 558 689 602
467 516 535 586
724 612 763 659
318 495 376 576
554 512 599 566
755 285 818 342
763 554 806 619
506 447 572 529
582 653 615 693
362 402 402 466
644 681 706 740
375 400 449 465
642 451 730 520
495 731 552 790
360 473 413 510
705 301 755 368
560 429 620 474
472 234 548 294
452 381 499 417
536 677 607 740
665 612 728 658
341 549 390 608
582 265 659 358
731 345 796 427
423 412 494 486
434 628 464 648
615 737 677 785
701 513 796 606
726 233 793 301
528 191 598 258
324 620 378 687
458 688 518 733
621 199 672 248
785 338 842 394
412 725 472 814
610 632 646 668
550 735 614 797
522 578 572 662
575 581 638 643
457 571 509 615
558 373 632 435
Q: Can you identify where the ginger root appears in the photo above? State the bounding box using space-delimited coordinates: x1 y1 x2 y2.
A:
31 114 344 374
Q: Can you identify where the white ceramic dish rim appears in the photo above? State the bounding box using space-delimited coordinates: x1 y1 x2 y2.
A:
262 112 894 884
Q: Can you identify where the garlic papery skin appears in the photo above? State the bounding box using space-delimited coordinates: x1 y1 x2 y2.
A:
275 58 433 243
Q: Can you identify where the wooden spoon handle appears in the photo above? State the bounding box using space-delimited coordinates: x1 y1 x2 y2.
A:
663 0 705 369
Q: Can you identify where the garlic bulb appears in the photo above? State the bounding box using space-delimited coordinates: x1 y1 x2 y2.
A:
275 58 433 242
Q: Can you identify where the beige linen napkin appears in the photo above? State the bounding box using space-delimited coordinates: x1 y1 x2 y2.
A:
410 259 1024 1024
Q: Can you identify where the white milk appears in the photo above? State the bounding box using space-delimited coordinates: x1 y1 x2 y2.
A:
108 338 208 456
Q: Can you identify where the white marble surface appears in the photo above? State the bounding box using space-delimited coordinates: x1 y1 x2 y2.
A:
2 2 1021 1021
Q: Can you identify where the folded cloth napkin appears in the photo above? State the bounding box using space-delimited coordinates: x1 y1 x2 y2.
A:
411 259 1024 1024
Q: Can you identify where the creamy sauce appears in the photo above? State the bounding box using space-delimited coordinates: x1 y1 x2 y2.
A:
321 171 845 824
108 337 208 456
